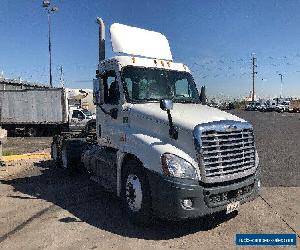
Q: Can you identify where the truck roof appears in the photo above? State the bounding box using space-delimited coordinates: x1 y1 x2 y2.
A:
99 56 190 73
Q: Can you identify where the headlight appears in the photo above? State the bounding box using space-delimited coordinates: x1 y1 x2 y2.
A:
161 153 198 180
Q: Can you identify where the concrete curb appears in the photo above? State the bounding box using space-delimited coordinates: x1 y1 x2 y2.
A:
0 152 51 162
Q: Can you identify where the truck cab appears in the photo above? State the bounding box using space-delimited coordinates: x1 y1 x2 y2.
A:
53 19 260 223
68 106 95 131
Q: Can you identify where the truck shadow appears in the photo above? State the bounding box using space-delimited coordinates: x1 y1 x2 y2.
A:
2 160 237 240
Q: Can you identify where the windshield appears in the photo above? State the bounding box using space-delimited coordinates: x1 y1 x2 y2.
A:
122 66 200 103
82 109 92 116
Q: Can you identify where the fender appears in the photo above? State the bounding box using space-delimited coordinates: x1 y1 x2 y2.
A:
116 128 199 196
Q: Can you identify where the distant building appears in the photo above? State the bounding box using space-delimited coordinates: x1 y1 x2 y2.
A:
66 88 95 113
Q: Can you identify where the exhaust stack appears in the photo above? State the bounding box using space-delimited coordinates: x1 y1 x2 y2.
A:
96 17 105 62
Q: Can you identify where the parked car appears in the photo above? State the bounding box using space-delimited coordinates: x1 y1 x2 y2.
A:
245 102 260 111
275 101 289 113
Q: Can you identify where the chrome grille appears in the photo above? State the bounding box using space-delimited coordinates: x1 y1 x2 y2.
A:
194 121 257 183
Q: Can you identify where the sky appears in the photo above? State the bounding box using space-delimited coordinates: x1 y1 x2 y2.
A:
1 0 300 100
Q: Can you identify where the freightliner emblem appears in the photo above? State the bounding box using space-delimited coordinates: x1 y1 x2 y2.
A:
225 125 238 132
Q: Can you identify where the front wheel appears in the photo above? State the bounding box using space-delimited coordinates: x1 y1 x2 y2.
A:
121 158 152 225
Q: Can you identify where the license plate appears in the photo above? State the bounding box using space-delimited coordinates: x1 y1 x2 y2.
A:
226 201 240 214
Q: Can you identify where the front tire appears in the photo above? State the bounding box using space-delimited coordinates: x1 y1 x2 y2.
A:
121 158 152 225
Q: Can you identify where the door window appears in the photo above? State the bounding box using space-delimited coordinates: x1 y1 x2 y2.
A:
102 71 120 105
174 79 192 98
72 110 79 118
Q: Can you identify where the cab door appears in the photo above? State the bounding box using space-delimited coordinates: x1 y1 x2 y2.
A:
97 70 128 150
93 70 129 193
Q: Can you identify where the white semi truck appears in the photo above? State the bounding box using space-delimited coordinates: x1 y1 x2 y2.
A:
51 18 260 223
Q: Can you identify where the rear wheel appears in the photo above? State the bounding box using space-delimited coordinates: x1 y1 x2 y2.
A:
121 158 152 224
51 140 61 166
61 139 85 174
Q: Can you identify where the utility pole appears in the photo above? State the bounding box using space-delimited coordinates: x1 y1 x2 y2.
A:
59 65 65 87
251 55 258 102
278 73 283 98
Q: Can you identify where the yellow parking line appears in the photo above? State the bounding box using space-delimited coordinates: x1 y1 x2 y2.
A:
0 153 51 162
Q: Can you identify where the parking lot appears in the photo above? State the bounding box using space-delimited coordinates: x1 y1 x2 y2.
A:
0 110 299 249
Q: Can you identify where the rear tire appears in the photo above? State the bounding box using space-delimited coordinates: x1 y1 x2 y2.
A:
51 139 62 166
121 158 152 225
61 139 85 174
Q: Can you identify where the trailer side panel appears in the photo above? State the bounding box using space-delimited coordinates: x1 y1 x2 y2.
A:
0 88 68 124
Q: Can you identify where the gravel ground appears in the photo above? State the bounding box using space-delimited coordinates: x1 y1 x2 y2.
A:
2 137 52 155
0 110 299 249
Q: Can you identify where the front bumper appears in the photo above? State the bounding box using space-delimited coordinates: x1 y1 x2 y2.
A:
146 169 260 220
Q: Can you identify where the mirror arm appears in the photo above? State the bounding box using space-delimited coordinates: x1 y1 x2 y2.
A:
167 109 178 140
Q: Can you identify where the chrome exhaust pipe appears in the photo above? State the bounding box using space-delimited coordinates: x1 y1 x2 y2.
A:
96 17 105 62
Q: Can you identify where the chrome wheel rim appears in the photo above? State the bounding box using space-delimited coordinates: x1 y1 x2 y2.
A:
125 174 143 212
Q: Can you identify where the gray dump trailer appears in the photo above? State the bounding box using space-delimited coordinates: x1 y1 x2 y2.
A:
0 88 68 136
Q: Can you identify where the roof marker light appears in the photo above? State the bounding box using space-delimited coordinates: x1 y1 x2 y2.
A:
132 57 136 63
161 61 165 67
167 61 170 67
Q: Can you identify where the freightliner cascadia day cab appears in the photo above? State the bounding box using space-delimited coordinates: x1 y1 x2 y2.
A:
51 17 260 223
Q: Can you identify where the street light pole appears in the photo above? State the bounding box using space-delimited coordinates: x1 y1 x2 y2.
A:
47 10 52 87
279 73 283 98
42 0 58 88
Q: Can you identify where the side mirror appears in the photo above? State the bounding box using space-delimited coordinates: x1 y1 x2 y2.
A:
160 99 173 111
199 86 206 105
93 78 105 105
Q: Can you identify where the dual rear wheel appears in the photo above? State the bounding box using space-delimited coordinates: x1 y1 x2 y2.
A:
51 138 85 174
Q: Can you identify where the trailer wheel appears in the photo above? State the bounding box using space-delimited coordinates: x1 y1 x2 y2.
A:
26 127 37 137
61 139 85 174
121 158 152 224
